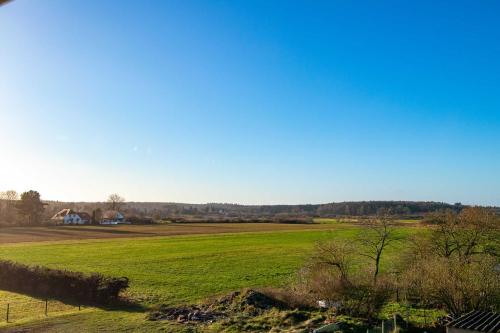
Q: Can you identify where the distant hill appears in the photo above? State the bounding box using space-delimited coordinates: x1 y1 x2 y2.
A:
43 200 471 219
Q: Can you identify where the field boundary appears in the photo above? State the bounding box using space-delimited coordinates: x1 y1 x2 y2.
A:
0 223 358 246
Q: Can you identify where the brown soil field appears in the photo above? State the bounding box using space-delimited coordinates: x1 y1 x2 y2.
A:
0 223 346 244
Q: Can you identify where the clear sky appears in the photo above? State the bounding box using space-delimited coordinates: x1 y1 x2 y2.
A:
1 1 499 205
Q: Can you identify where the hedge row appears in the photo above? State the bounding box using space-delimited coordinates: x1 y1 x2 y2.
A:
0 260 129 305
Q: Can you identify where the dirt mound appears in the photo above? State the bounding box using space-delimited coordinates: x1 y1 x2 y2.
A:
149 289 286 324
238 289 286 310
209 289 287 313
244 289 280 308
148 305 223 323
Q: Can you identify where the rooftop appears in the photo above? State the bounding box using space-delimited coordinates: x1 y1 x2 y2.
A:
448 311 500 333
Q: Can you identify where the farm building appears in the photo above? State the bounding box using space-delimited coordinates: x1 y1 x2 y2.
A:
447 311 500 333
51 209 91 225
100 210 128 225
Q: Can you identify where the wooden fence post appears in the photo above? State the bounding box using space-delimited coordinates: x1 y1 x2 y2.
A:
45 300 48 316
6 303 9 322
406 305 409 329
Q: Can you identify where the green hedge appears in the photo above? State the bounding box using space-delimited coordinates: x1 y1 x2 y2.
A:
0 260 129 305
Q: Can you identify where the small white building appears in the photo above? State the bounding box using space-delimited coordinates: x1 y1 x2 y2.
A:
51 209 91 225
100 210 128 225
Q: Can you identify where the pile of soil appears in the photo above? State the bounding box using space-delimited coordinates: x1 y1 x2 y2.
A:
148 305 223 323
148 289 287 323
209 289 286 313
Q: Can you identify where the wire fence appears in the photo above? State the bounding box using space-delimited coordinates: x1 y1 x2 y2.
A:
0 299 82 323
366 320 396 333
381 302 446 328
367 314 440 333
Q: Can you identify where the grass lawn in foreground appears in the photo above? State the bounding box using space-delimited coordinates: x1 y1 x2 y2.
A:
0 227 418 305
0 226 423 331
0 290 93 330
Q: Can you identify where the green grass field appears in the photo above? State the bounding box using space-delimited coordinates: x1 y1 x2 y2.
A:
0 225 422 331
0 290 92 329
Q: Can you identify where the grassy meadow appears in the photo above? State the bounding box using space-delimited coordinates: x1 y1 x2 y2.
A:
0 223 423 331
0 290 91 329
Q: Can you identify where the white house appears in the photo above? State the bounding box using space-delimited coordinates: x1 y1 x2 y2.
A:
51 209 91 225
100 210 128 225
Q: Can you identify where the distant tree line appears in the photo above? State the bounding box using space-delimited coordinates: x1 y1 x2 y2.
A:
122 201 467 219
0 188 490 227
0 190 46 226
316 201 464 216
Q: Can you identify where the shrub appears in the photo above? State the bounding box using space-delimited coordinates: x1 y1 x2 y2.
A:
402 255 500 315
400 207 500 315
297 238 396 322
0 260 129 305
299 262 394 321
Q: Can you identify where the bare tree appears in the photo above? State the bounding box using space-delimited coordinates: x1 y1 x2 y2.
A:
403 252 500 315
312 240 354 282
357 216 397 283
427 207 499 260
402 207 500 315
302 238 394 321
1 190 19 202
0 190 19 224
107 193 125 210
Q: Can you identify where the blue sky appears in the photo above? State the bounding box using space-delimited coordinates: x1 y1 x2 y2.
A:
1 0 499 205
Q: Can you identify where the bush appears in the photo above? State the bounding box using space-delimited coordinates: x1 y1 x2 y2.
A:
297 238 396 321
402 256 500 315
400 207 500 316
298 262 394 320
0 260 129 305
126 216 154 224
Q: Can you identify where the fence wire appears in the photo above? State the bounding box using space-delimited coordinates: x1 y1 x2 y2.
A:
0 299 82 323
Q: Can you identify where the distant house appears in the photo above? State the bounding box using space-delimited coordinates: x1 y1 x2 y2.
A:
447 311 500 333
52 209 91 225
100 210 128 225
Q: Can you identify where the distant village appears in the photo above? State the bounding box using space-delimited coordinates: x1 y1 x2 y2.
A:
51 208 128 225
0 191 154 227
2 190 499 228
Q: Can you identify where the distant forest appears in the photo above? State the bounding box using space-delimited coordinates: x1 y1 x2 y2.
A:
3 192 500 226
47 200 469 219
